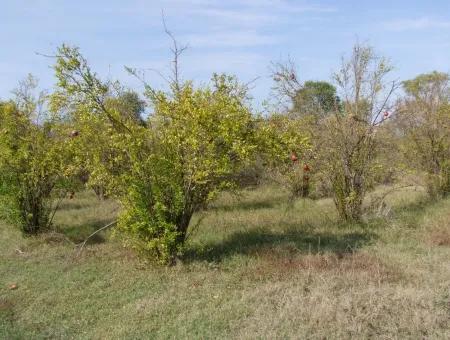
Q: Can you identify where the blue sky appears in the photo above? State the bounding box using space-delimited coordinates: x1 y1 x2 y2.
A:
1 0 450 106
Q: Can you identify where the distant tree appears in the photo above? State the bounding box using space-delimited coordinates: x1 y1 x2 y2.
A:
272 43 398 221
105 90 146 125
255 113 311 199
292 81 339 117
271 60 339 117
396 71 450 198
270 66 337 199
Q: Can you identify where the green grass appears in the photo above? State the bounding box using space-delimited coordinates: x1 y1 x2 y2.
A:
1 185 449 339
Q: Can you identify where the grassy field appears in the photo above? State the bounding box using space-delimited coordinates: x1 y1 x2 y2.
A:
1 185 449 339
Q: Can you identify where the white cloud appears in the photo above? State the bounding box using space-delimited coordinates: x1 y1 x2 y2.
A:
188 8 275 26
224 0 337 13
279 4 337 13
188 1 336 26
172 1 337 50
181 31 283 48
383 17 450 31
0 0 339 102
184 51 267 75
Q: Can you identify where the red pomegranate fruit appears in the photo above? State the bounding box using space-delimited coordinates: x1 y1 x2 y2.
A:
291 153 298 162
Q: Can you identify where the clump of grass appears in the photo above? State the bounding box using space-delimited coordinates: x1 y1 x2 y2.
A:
422 205 450 246
428 227 450 246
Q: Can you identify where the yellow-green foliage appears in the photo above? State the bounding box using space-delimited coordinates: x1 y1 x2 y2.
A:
118 78 259 263
397 71 450 198
0 99 71 233
256 113 310 164
256 113 311 198
52 46 259 263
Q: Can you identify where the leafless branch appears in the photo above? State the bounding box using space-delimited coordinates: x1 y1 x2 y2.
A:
76 220 117 257
161 10 188 93
184 213 206 241
371 80 401 126
46 189 69 230
270 58 302 109
243 76 261 90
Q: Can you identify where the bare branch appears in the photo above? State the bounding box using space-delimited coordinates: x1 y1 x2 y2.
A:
46 189 69 230
270 57 302 109
161 10 188 93
371 80 401 126
35 51 61 59
76 220 117 257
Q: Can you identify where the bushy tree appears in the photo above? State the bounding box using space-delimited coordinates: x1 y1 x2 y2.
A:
0 76 72 234
320 44 397 221
52 45 257 263
256 113 311 199
272 43 397 220
396 71 450 198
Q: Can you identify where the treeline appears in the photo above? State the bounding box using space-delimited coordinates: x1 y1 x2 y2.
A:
0 42 449 264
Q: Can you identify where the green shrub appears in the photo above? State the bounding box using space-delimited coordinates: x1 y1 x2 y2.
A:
52 46 258 263
0 84 72 234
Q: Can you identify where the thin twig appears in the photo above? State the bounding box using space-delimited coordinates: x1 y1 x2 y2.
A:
46 189 68 230
184 214 206 242
76 220 117 257
35 51 61 58
161 10 188 92
243 76 261 90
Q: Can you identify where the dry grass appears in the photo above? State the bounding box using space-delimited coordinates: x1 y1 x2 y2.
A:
428 227 450 246
423 213 450 246
247 247 401 284
236 279 449 339
1 185 449 339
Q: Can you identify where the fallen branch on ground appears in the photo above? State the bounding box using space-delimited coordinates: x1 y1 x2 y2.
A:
76 220 117 257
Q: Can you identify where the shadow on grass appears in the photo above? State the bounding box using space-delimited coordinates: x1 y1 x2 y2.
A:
388 195 443 228
58 201 89 211
208 195 283 212
183 224 377 263
56 219 114 244
185 193 447 263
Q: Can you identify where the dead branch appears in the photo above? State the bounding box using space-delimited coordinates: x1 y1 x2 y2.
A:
76 220 117 257
270 58 302 108
161 10 188 93
46 189 69 230
184 213 206 242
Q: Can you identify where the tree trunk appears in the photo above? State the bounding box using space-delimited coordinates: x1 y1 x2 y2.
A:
176 210 193 244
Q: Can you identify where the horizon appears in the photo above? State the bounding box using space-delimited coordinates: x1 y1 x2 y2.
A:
1 0 450 107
